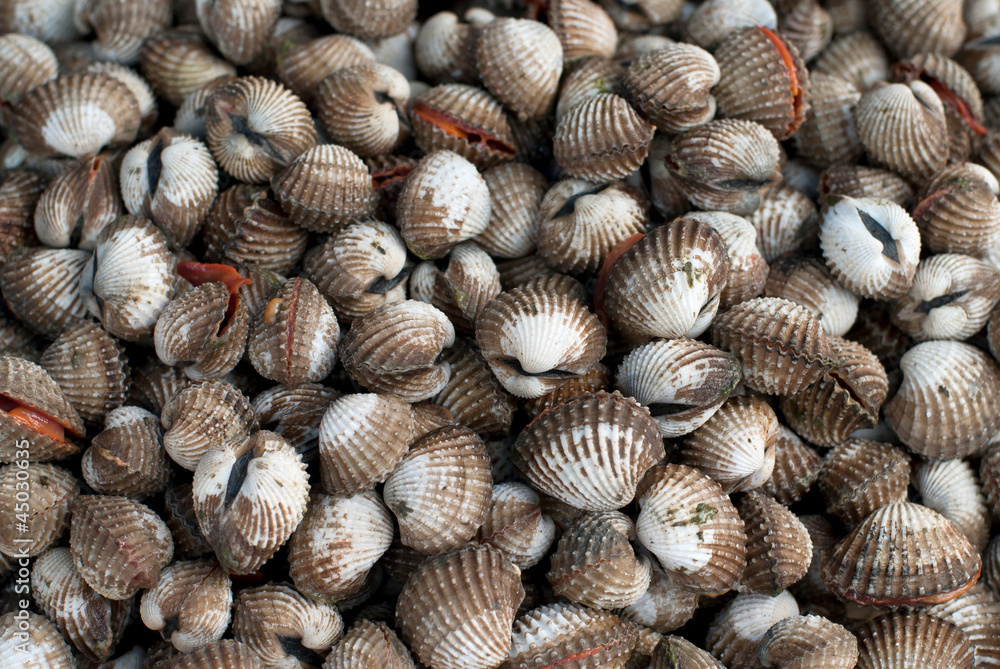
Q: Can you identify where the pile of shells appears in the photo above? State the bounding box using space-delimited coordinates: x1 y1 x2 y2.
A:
2 0 1000 667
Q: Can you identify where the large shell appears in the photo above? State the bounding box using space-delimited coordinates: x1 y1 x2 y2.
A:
624 43 719 133
0 611 76 668
477 18 563 122
83 406 170 499
704 591 799 669
763 255 859 337
925 582 1000 669
885 340 1000 458
822 501 981 607
757 615 858 669
817 439 911 526
0 355 84 462
139 558 232 652
915 458 991 552
161 380 257 471
506 603 638 669
395 544 524 669
553 93 654 182
854 611 974 669
1 247 90 338
323 619 416 668
870 0 967 58
0 462 77 556
513 391 664 511
33 152 121 250
636 463 747 595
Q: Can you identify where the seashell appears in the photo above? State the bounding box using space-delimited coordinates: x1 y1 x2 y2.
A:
553 93 654 182
32 547 131 662
433 339 515 438
248 277 340 387
173 76 235 139
713 27 812 141
314 63 410 159
776 0 832 62
70 494 174 600
129 357 190 415
680 395 778 493
0 169 45 260
812 31 889 92
748 183 819 263
548 510 653 609
684 0 777 49
756 428 815 505
414 9 490 85
169 639 266 669
820 196 921 301
710 297 835 396
477 18 563 122
74 0 170 64
635 463 747 595
384 425 492 553
410 242 501 332
819 439 911 530
161 380 257 471
690 211 768 308
0 462 77 556
912 163 1000 258
340 299 455 402
854 611 974 669
119 128 217 249
523 361 612 420
738 491 813 595
792 73 862 169
319 0 416 40
536 178 647 274
891 253 1000 341
855 81 949 182
276 33 374 103
604 218 729 342
885 340 1000 458
478 482 556 570
81 215 174 341
203 183 308 274
396 150 492 259
302 219 408 322
616 338 741 439
666 118 781 215
985 445 1000 519
395 543 524 669
232 582 344 666
819 164 915 210
204 76 317 184
791 513 841 610
0 355 84 462
822 501 981 607
757 614 858 669
323 618 415 668
367 152 416 220
0 611 76 669
0 33 58 107
618 567 699 634
252 382 338 463
651 635 724 669
547 0 618 61
477 287 606 398
475 162 547 259
0 313 39 362
623 43 719 133
704 591 799 669
318 393 414 495
915 458 990 552
763 255 858 337
139 558 232 652
83 62 158 136
196 0 281 66
33 153 121 250
870 0 966 58
163 482 212 559
556 55 624 123
11 72 140 158
506 603 638 669
82 406 170 499
140 31 237 106
193 430 309 574
514 390 663 511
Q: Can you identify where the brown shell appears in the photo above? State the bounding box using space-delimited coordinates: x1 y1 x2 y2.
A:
817 439 911 526
738 491 812 595
0 462 77 557
410 241 501 332
1 247 91 338
170 639 266 669
82 406 171 500
793 73 863 169
513 391 664 512
319 0 416 40
276 33 374 102
713 27 812 141
651 635 725 669
777 0 833 62
525 362 612 419
0 611 77 668
476 161 547 259
547 0 618 61
163 482 211 560
140 31 237 106
818 164 915 208
433 339 515 438
854 611 974 669
479 482 556 570
812 31 889 92
704 590 800 668
161 380 258 471
624 43 719 133
70 494 174 600
477 18 563 122
0 34 57 106
0 355 84 462
251 382 339 463
749 184 820 262
33 152 122 250
139 558 232 652
0 169 44 260
761 425 821 505
758 614 858 669
323 619 416 668
506 603 638 669
870 0 967 58
556 55 626 122
553 93 654 182
414 9 489 85
915 458 991 553
763 255 859 338
618 568 699 634
129 358 190 417
822 501 982 607
911 165 1000 258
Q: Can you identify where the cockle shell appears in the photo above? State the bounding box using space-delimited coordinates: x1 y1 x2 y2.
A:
169 639 266 668
817 439 911 526
704 591 799 669
819 163 915 208
414 9 486 85
323 619 416 668
476 162 547 259
553 93 654 182
477 18 563 122
33 152 121 250
870 0 967 58
763 255 858 337
925 582 1000 669
556 55 625 122
915 458 991 552
433 339 515 438
276 33 374 102
793 73 862 169
319 0 416 40
139 31 237 105
479 482 556 570
0 355 84 462
0 462 77 556
912 164 1000 258
738 491 813 595
0 611 76 669
624 43 719 133
684 0 777 49
854 611 974 669
1 247 89 338
506 603 638 669
139 558 232 652
410 241 501 332
757 614 858 669
82 405 170 499
161 380 257 471
195 0 281 66
0 169 44 259
618 567 700 634
547 0 618 61
750 183 820 262
0 33 57 106
163 482 211 559
812 31 888 92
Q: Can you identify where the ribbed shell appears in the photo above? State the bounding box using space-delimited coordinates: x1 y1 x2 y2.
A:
915 458 991 552
738 491 812 595
822 501 981 607
0 169 44 258
870 0 967 58
251 383 339 462
819 164 915 208
513 391 663 511
818 439 909 527
636 464 747 595
477 18 563 122
854 611 974 669
0 355 84 462
70 494 174 600
553 93 654 182
163 482 212 559
506 603 638 669
0 611 76 668
704 591 799 669
651 635 725 669
1 247 90 338
395 544 524 669
76 0 170 63
926 583 1000 669
323 619 416 669
383 425 492 554
912 166 1000 258
319 0 416 40
0 33 57 105
170 639 266 669
812 31 889 92
757 615 858 669
750 184 820 262
196 0 281 65
556 55 625 122
684 0 777 49
415 9 487 85
0 462 77 556
193 431 310 574
761 426 821 505
433 339 515 438
624 43 719 133
524 361 612 419
204 76 317 183
276 33 374 101
885 340 1000 458
410 241 501 332
139 558 232 652
476 162 547 259
793 72 862 169
763 255 858 337
161 380 258 471
396 150 492 259
11 72 140 157
479 482 555 570
713 27 811 140
82 406 170 499
618 568 699 634
33 152 121 250
139 31 237 106
288 491 393 601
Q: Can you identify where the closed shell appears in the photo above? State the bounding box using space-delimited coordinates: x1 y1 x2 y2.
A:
479 482 556 570
33 152 122 250
704 590 799 669
319 0 416 41
433 339 515 438
1 247 90 338
819 164 915 208
139 31 237 106
0 169 44 259
553 93 654 182
758 614 858 669
83 406 170 499
854 611 974 669
870 0 966 58
547 0 618 61
476 162 547 259
817 439 911 526
624 43 719 133
684 0 777 49
912 165 1000 258
196 0 281 66
763 255 858 337
812 31 889 92
914 458 991 552
323 619 416 669
618 568 699 634
161 380 258 471
759 427 821 505
0 33 57 105
793 72 863 169
276 33 374 102
477 18 563 122
750 184 820 262
139 558 232 652
0 462 77 557
0 611 76 668
738 491 813 595
0 355 84 462
506 603 638 669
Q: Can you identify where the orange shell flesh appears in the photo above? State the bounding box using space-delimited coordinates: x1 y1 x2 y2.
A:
411 101 517 157
177 261 251 334
0 395 68 442
594 233 645 331
758 27 806 138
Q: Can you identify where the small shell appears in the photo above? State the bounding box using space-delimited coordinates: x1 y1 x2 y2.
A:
193 431 310 574
912 164 1000 258
288 491 393 602
818 439 911 526
414 10 487 85
690 211 769 308
139 558 232 652
812 32 889 93
0 169 45 259
870 0 967 58
139 31 237 106
680 395 779 494
204 76 317 183
763 255 859 337
819 196 921 301
476 162 548 259
624 43 719 133
319 0 416 40
777 0 833 62
323 619 416 668
0 355 84 462
170 640 266 669
684 0 777 49
651 636 724 669
506 603 638 669
11 72 140 158
163 482 212 559
885 340 1000 458
738 491 812 595
547 0 618 61
82 406 170 499
276 33 374 102
925 582 1000 669
161 380 258 471
395 544 523 669
636 463 747 595
433 339 515 438
618 568 699 634
556 55 625 122
818 164 915 208
758 426 820 505
854 611 974 669
822 501 981 607
196 0 281 66
251 383 338 463
553 93 654 182
477 18 563 122
0 462 77 556
704 591 799 669
70 494 174 600
33 153 121 250
0 611 76 669
410 241 501 332
129 357 190 416
792 73 863 169
0 33 58 106
750 184 820 262
479 482 556 570
914 458 990 552
476 287 606 398
758 615 858 669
